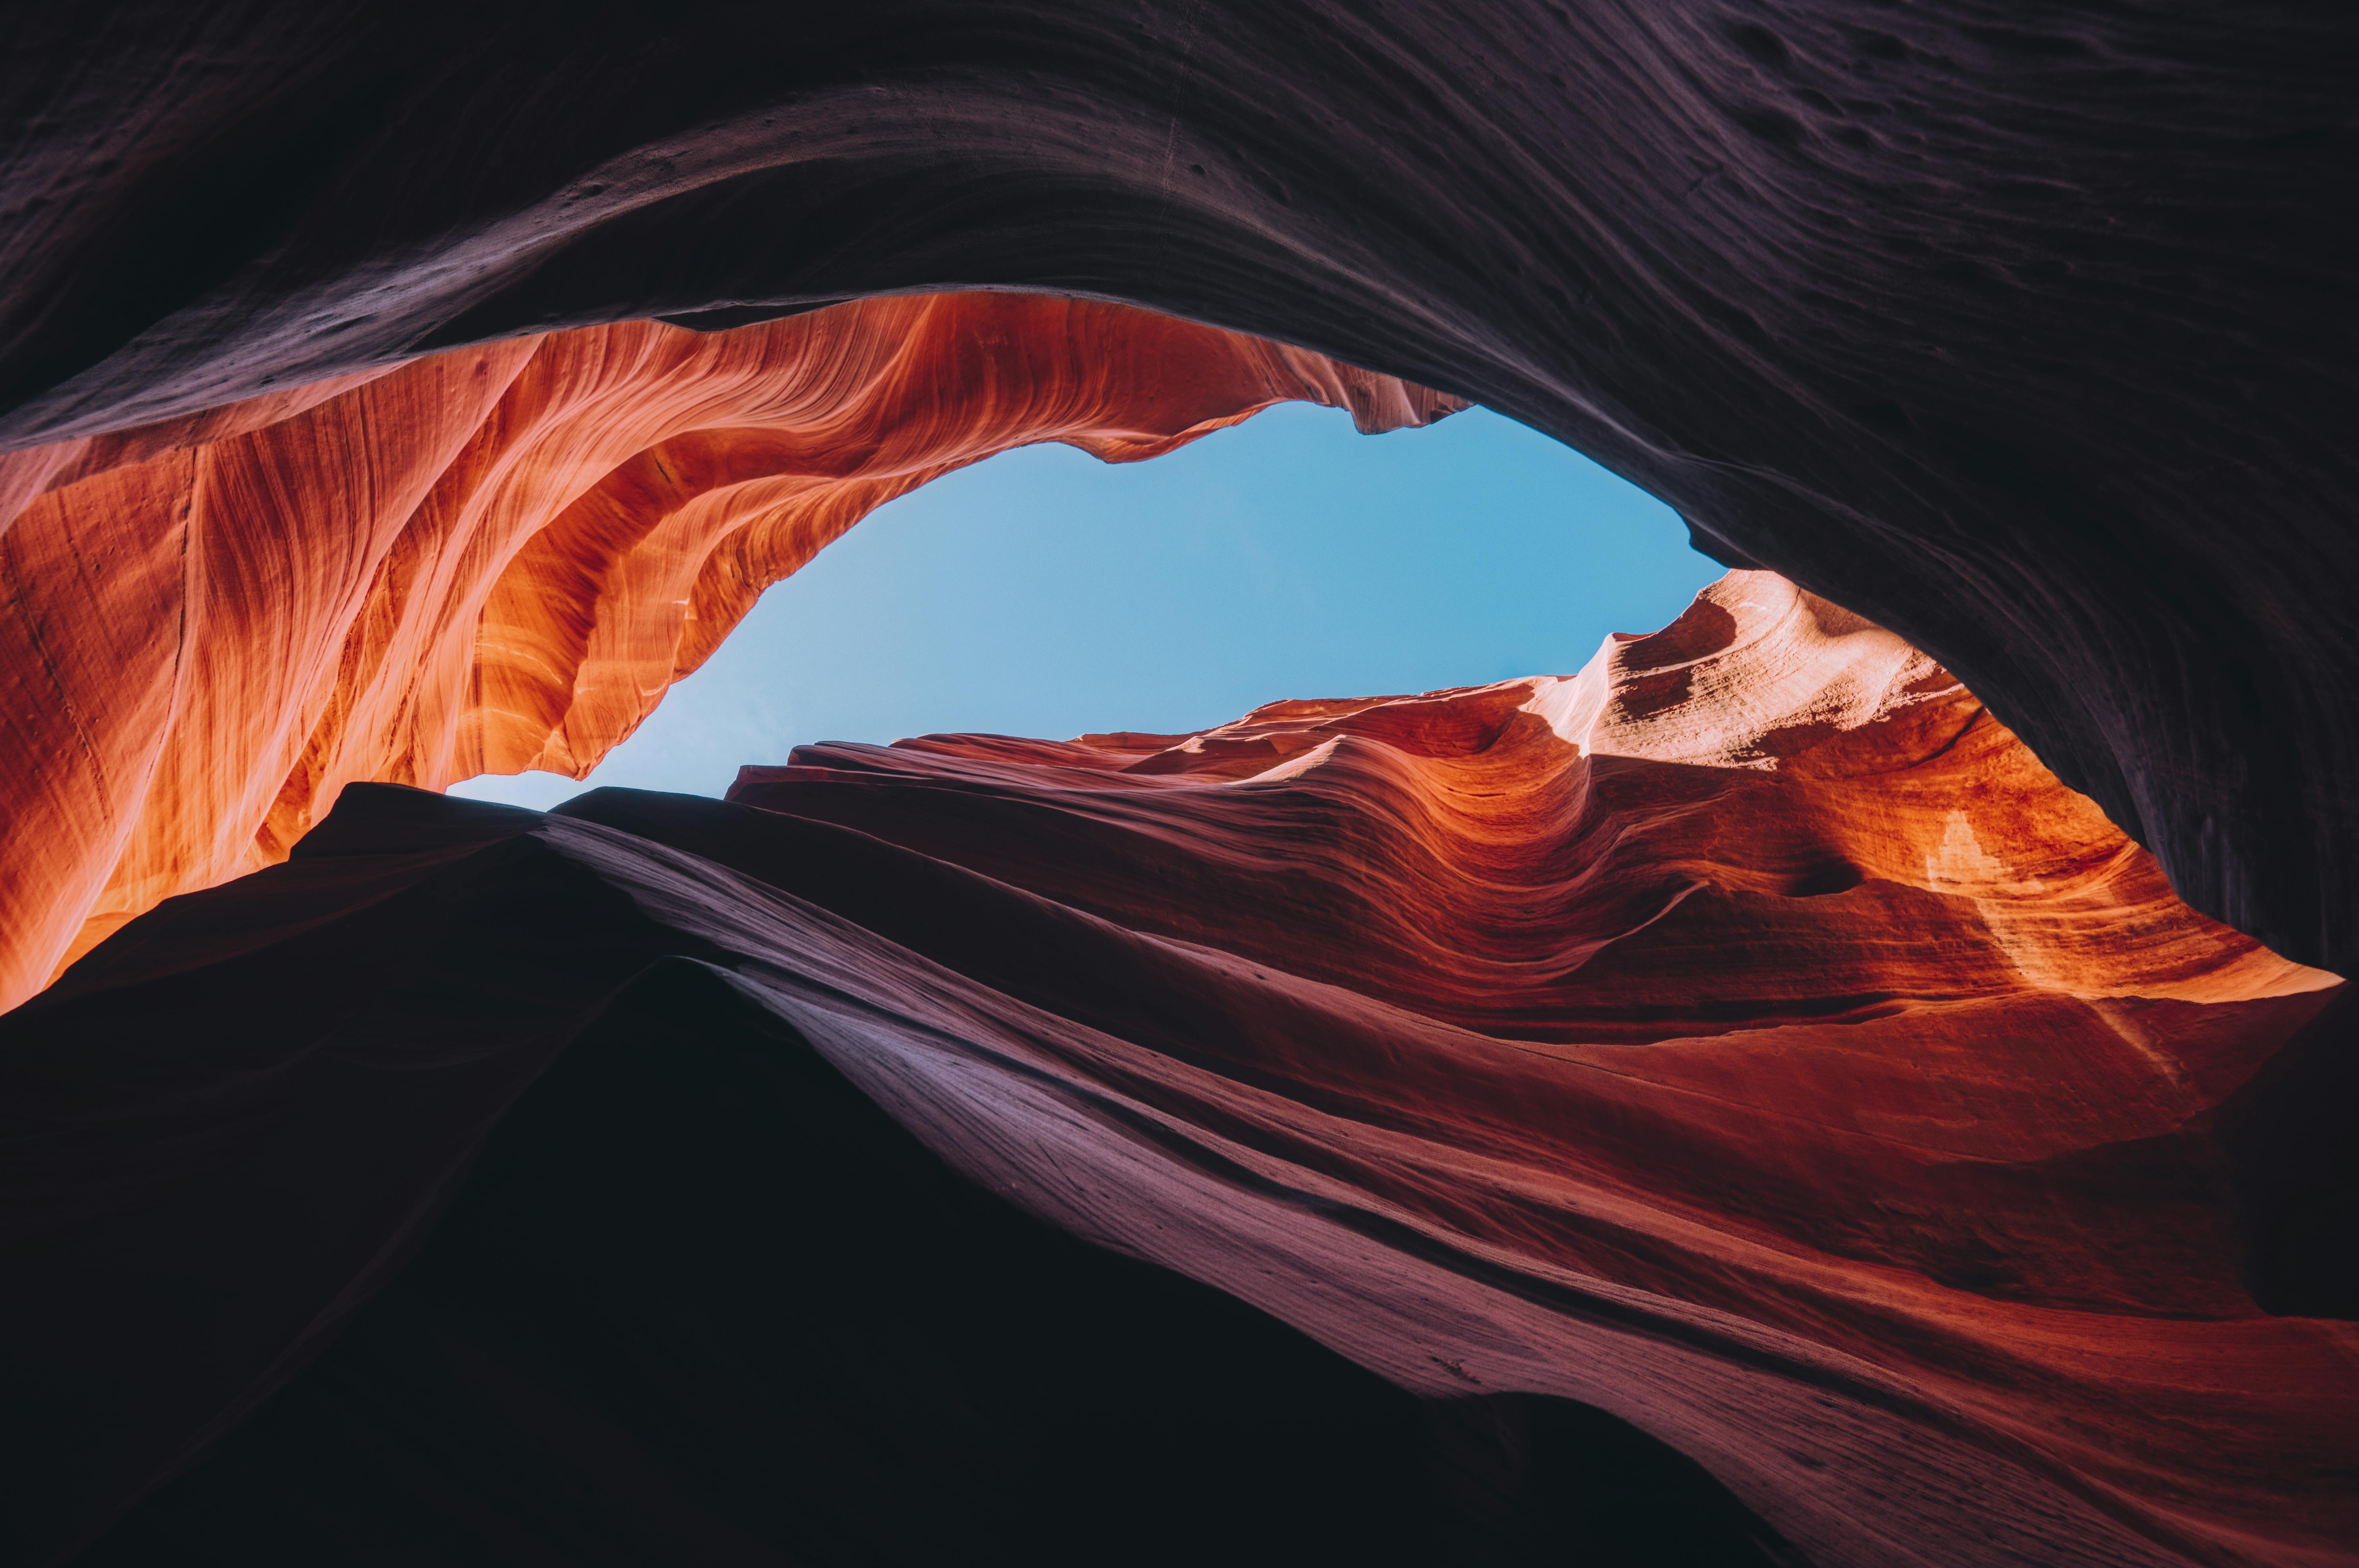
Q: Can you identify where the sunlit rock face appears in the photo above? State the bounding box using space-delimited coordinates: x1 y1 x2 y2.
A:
0 292 1456 1010
2 3 2352 970
2 8 2352 1556
743 571 2327 1042
8 576 2347 1567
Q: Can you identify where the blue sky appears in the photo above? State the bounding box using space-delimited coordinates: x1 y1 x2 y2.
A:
451 403 1719 809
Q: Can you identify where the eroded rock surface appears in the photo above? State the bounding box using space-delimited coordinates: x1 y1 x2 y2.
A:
2 2 2353 967
9 576 2348 1567
0 292 1454 1009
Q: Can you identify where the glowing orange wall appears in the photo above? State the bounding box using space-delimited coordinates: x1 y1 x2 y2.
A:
0 293 1458 1008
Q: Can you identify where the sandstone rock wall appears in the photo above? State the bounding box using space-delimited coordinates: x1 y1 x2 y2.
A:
2 1 2352 967
0 293 1454 1008
10 574 2347 1565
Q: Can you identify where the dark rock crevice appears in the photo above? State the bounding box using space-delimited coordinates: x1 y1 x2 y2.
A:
70 959 1795 1568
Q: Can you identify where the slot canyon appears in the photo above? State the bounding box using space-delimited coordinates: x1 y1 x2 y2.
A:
1 5 2353 1565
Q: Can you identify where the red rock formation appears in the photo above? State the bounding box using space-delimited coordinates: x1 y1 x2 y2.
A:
739 572 2324 1045
0 292 1456 1011
6 574 2347 1566
2 8 2352 1562
2 2 2353 973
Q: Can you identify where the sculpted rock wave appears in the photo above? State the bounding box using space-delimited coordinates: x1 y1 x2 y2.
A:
6 576 2346 1566
0 292 1455 1010
1 3 2350 969
1 10 2350 1562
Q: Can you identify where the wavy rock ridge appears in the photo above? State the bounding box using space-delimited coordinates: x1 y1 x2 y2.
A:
0 292 1455 1010
7 574 2347 1566
2 2 2353 970
2 7 2352 1562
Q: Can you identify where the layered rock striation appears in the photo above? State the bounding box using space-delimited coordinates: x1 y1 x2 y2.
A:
0 291 1455 1010
1 8 2351 1561
1 2 2353 968
7 576 2347 1566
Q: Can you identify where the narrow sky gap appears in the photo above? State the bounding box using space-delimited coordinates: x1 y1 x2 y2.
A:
453 404 1719 809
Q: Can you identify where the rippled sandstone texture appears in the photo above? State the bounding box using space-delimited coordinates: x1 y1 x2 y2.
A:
7 574 2350 1566
0 290 1455 1011
2 2 2354 971
2 7 2355 1562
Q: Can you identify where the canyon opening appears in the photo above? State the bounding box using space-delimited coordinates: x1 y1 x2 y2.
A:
0 8 2353 1568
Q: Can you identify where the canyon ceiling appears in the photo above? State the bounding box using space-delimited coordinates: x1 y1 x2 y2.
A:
5 0 2352 972
0 3 2353 1566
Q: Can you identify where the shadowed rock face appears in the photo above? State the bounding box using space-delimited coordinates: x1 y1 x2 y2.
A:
0 10 2353 1563
7 578 2349 1567
1 2 2354 967
0 291 1453 1011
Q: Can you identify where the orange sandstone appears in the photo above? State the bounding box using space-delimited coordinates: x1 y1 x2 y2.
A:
702 573 2349 1558
6 569 2347 1565
0 293 1457 1009
742 572 2329 1046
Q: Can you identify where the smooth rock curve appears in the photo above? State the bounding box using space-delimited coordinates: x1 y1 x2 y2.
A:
0 2 2353 967
6 576 2349 1566
0 290 1455 1010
